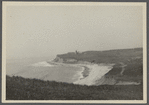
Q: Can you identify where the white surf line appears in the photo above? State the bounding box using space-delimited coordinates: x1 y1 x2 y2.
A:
72 66 85 81
73 64 114 86
31 61 55 67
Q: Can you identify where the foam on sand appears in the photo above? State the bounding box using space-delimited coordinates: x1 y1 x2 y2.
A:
72 66 85 81
73 64 114 86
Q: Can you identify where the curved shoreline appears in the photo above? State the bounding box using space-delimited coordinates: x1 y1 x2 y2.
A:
48 61 115 86
47 61 91 80
73 64 114 86
81 66 90 78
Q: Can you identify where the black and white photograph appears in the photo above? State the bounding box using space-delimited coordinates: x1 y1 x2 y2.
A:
2 2 147 103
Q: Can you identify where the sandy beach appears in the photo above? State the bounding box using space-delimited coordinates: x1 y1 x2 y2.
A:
73 63 114 86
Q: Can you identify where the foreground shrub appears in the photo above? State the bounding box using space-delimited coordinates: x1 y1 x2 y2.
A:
6 76 143 100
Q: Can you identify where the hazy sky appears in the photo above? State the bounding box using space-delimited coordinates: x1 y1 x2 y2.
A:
6 3 144 59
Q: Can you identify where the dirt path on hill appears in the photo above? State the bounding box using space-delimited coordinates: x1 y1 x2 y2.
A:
119 62 127 75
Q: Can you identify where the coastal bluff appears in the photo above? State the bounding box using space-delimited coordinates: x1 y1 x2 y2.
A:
53 48 142 64
52 48 143 85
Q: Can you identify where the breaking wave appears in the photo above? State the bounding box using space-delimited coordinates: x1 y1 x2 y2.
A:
31 61 54 67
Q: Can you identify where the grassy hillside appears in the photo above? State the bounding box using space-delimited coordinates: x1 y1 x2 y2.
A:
57 48 142 63
104 57 143 84
6 75 143 100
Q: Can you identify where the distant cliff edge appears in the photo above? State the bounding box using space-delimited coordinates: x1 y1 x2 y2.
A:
53 48 143 64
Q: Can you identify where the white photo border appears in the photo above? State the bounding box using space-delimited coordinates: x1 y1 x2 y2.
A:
2 2 147 103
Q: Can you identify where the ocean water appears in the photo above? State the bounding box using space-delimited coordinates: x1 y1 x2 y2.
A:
6 57 83 83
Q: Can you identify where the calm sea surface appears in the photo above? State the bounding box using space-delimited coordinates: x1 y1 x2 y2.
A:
6 57 82 83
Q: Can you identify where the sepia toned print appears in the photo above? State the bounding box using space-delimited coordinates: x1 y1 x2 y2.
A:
2 2 147 103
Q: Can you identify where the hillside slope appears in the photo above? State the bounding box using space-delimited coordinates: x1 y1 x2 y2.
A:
6 75 143 100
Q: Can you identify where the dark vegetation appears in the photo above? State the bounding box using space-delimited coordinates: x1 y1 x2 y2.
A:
6 75 143 100
104 57 143 83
